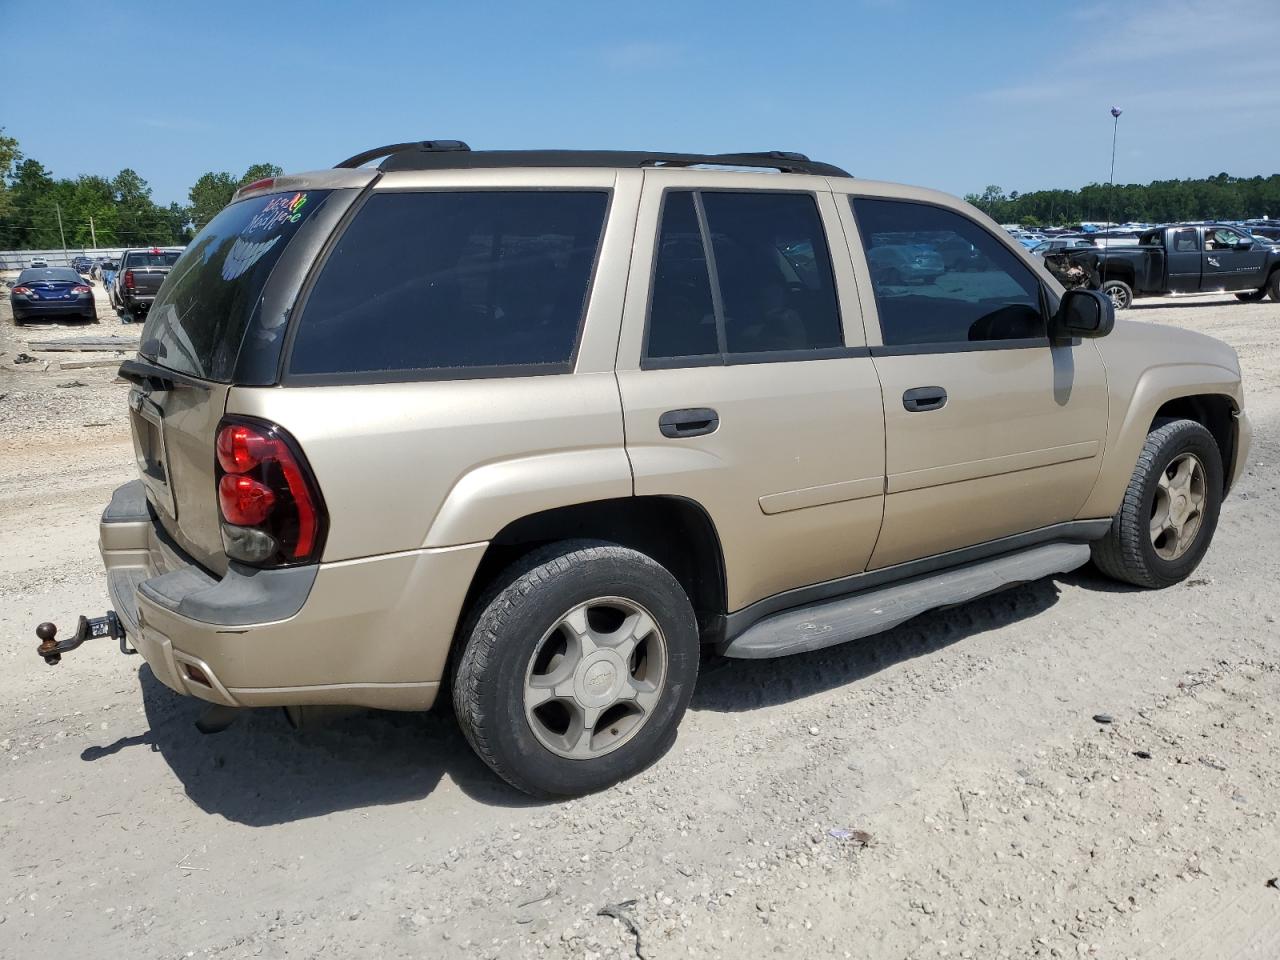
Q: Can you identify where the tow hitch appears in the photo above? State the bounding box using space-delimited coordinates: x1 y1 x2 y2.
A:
36 613 134 665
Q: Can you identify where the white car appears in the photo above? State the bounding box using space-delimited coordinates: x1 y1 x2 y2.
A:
30 257 48 268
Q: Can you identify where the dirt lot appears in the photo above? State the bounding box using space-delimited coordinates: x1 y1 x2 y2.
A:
2 279 1279 959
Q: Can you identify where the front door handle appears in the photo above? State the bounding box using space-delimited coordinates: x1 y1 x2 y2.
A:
903 386 947 413
659 407 719 438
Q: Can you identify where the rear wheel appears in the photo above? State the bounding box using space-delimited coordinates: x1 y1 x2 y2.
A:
452 541 699 797
1101 279 1133 310
1091 419 1223 588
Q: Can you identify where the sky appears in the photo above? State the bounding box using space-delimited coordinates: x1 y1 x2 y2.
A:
3 0 1277 206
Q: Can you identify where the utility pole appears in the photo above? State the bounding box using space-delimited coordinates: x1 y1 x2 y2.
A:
89 216 98 251
1107 106 1123 231
55 202 68 260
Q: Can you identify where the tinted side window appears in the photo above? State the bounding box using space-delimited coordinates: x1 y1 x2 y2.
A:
851 198 1045 347
290 191 608 377
645 191 842 362
1172 228 1198 252
702 193 842 356
647 192 719 360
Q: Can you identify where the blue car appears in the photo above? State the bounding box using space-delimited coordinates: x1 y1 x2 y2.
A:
9 268 98 325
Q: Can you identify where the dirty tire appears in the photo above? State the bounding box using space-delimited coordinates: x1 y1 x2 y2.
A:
1268 269 1280 302
1235 288 1267 302
1091 419 1223 588
1101 279 1133 310
452 540 699 797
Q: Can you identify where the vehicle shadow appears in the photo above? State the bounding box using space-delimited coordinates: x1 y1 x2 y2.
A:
77 572 1078 823
691 575 1064 714
78 666 542 825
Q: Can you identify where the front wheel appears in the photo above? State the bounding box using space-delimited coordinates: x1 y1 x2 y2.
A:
1269 269 1280 302
1091 419 1223 588
1101 279 1133 310
1235 288 1267 303
452 541 699 797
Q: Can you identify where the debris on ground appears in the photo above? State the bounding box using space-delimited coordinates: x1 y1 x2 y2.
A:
598 900 646 959
26 336 140 353
56 380 87 389
828 827 874 846
13 352 37 364
1093 713 1115 724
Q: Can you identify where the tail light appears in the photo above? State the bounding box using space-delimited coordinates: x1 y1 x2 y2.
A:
12 285 32 295
123 270 135 290
72 285 91 294
214 418 327 566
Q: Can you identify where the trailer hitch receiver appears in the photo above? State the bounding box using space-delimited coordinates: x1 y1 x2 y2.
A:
36 613 133 665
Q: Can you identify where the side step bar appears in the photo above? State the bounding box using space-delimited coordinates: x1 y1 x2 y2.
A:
719 541 1091 659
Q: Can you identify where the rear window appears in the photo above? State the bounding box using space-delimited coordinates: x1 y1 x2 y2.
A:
140 191 331 381
125 250 182 267
287 190 609 379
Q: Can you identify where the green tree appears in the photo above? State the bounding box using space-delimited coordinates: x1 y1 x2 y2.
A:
238 162 282 187
188 171 238 229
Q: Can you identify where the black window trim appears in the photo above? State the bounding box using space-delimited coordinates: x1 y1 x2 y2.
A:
848 194 1054 357
279 185 614 387
639 186 850 371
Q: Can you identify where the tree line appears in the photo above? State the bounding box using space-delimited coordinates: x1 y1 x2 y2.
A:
0 128 280 250
964 172 1280 227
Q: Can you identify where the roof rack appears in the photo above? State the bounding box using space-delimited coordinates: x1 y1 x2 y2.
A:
334 141 851 177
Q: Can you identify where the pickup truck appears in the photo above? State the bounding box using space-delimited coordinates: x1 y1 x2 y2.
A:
111 247 183 321
1055 223 1280 309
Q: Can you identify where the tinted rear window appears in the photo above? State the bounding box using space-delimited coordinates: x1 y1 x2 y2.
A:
288 190 609 379
18 268 81 283
140 191 331 381
125 251 183 267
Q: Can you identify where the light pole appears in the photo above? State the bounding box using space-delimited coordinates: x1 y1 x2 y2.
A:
1108 106 1122 231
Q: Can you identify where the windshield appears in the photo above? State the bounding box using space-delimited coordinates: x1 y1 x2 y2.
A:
140 190 331 381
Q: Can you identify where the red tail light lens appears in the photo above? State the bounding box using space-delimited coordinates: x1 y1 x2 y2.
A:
218 475 276 525
214 418 326 566
123 270 135 290
12 285 32 295
72 285 91 294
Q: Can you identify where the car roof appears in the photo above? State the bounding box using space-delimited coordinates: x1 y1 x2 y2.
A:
17 267 81 282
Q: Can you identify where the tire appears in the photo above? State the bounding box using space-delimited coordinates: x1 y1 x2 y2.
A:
1268 269 1280 302
1091 419 1223 589
1101 279 1133 310
452 540 699 797
1235 288 1267 302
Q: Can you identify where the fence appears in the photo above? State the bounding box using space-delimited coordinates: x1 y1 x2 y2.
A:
0 248 132 271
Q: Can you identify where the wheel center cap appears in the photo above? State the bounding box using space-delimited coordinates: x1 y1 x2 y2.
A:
575 652 623 707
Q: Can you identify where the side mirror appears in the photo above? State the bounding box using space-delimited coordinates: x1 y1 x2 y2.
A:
1051 288 1114 342
1235 237 1255 249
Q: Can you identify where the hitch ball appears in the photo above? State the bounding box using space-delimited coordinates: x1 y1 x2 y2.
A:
36 622 61 665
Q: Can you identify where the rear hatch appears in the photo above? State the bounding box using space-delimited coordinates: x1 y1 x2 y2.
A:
128 185 356 573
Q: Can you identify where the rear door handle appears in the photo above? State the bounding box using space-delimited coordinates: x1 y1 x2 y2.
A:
902 386 947 412
659 407 719 438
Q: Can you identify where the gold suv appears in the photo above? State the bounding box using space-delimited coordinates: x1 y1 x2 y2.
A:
57 142 1250 796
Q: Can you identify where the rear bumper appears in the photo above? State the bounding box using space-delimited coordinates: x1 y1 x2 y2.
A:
13 298 95 317
100 480 485 711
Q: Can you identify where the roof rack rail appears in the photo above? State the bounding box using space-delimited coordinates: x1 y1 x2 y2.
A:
335 140 471 169
333 144 851 177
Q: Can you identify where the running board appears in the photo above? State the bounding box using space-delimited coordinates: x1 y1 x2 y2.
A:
718 541 1091 659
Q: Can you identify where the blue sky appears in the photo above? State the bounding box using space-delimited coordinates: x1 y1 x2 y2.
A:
3 0 1277 206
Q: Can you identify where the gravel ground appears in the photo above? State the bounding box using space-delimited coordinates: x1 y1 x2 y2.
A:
2 280 1279 959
